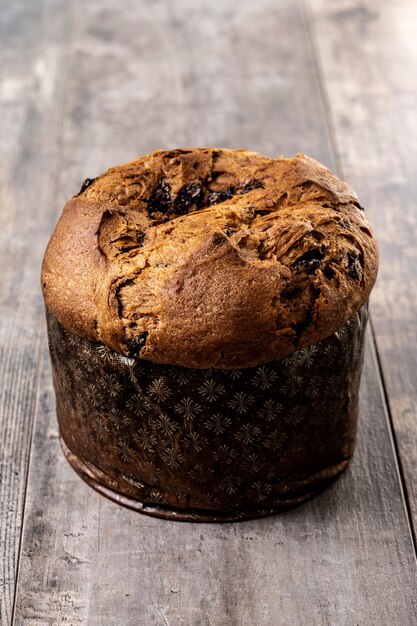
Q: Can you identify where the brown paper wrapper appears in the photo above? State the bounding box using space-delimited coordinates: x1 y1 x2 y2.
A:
46 304 368 522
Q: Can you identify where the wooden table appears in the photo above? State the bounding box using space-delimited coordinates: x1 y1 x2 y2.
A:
1 0 416 624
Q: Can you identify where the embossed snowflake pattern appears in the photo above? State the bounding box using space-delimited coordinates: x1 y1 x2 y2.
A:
94 344 110 362
291 345 317 367
133 427 157 452
244 453 260 473
280 375 303 397
126 394 151 417
286 407 306 425
204 413 232 435
149 489 164 503
190 464 215 483
170 367 192 386
335 325 348 341
213 444 238 463
251 481 272 502
258 400 283 422
108 408 130 432
227 392 255 414
92 414 109 439
160 447 183 469
251 366 278 390
114 438 135 463
102 373 123 398
219 476 242 495
305 375 321 398
183 432 208 452
71 363 84 382
198 379 225 402
83 356 97 374
65 330 80 347
324 344 337 363
147 377 171 402
227 369 242 380
147 465 161 485
174 398 202 422
127 368 141 385
282 353 297 367
265 430 288 451
86 382 104 409
154 413 178 437
235 423 261 446
205 493 221 507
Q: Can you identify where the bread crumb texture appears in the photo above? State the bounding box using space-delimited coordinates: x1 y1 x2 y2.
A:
42 148 378 368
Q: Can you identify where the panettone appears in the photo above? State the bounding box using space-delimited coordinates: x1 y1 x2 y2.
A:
42 148 378 521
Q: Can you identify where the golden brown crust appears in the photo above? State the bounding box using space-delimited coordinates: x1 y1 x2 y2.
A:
42 148 378 367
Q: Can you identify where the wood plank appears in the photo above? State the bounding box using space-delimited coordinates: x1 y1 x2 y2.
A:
307 0 417 536
0 0 73 622
10 0 417 624
52 0 337 201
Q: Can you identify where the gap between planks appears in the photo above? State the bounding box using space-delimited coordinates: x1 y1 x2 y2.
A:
300 0 417 559
10 342 45 625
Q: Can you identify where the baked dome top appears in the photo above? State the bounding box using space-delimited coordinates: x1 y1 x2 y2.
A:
42 148 378 368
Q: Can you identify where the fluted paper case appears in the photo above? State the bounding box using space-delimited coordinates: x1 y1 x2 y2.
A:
46 305 368 522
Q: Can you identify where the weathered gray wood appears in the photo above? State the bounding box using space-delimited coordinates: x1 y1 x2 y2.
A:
307 0 417 536
52 0 337 202
0 1 72 622
4 0 417 624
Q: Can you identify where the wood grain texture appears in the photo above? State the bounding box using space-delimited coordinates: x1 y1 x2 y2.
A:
2 0 417 624
308 0 417 536
0 0 72 622
53 0 336 202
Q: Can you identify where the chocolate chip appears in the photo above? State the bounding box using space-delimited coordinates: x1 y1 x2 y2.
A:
77 177 97 195
253 207 271 217
174 183 205 214
294 248 325 274
125 332 148 357
346 250 363 281
307 260 321 273
224 228 232 237
212 232 226 246
207 188 234 206
323 265 335 279
311 229 326 242
148 180 172 215
282 286 303 299
238 180 263 194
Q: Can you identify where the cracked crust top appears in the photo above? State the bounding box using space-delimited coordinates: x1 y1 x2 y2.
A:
41 148 378 368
